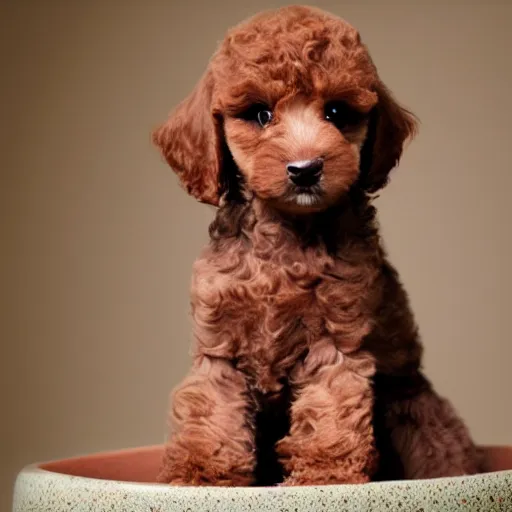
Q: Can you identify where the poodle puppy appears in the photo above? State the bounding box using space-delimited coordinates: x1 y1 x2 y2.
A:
153 5 481 486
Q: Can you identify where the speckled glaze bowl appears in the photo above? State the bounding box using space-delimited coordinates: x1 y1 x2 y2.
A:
13 445 512 511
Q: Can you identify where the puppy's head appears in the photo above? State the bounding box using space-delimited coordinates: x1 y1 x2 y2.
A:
153 6 417 212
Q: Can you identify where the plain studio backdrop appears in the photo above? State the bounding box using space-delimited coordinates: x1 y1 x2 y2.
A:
2 0 511 509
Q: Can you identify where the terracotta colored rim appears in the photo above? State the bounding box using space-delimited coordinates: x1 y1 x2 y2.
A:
37 444 512 484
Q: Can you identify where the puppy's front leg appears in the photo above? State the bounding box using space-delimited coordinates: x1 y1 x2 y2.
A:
157 355 255 486
277 343 378 485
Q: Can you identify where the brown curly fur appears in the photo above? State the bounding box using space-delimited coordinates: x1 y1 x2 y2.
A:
153 5 482 486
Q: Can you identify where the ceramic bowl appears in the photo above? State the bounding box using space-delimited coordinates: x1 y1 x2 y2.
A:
13 444 512 511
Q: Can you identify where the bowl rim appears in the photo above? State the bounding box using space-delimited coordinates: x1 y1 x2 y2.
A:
15 444 512 490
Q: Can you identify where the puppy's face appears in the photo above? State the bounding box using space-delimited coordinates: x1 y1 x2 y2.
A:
223 94 370 213
153 6 417 210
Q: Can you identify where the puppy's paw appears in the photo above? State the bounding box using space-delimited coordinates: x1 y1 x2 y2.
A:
280 470 370 486
157 459 254 487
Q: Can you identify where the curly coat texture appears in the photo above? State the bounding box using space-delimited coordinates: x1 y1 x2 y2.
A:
153 6 482 486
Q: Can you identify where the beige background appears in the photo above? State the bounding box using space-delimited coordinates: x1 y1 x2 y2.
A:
2 0 511 509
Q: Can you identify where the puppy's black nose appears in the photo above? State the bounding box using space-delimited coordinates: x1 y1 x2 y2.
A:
287 158 323 187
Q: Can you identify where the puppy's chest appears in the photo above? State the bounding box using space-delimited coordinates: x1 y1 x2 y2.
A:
192 238 375 391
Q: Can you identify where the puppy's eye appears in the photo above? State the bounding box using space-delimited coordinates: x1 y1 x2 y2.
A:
257 109 273 127
324 101 365 131
239 104 273 127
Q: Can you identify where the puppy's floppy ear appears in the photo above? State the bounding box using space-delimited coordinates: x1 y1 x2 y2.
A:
359 83 418 193
153 70 223 206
